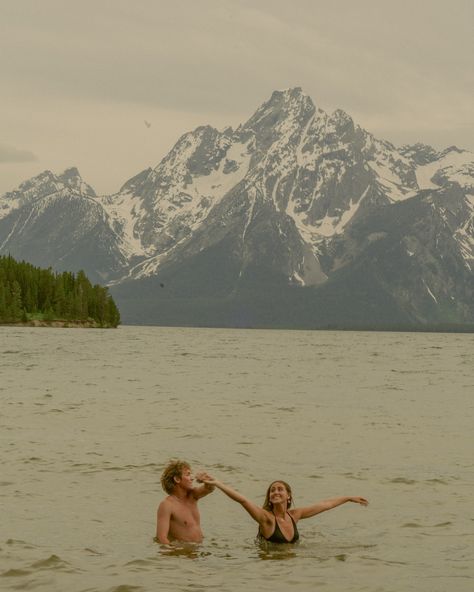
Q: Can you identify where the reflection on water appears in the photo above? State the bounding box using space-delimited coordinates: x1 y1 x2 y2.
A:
1 325 473 591
256 539 298 561
156 542 212 560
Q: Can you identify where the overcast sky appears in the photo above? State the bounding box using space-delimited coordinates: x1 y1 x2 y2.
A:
1 0 473 195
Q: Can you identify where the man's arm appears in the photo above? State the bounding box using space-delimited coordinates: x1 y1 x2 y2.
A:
292 496 368 520
156 499 172 544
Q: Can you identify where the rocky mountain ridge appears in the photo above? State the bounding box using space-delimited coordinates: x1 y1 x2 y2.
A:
1 88 473 328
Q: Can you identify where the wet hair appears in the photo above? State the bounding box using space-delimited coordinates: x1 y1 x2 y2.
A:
160 459 190 494
262 480 293 511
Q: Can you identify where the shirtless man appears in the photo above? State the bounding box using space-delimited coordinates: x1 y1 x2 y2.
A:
155 459 215 544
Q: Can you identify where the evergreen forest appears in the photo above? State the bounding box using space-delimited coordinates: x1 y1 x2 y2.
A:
0 255 120 327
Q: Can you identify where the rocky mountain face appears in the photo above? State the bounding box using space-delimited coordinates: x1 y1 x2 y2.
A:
1 88 473 328
0 168 129 283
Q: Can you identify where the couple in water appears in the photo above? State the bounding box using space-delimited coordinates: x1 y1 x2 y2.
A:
155 460 368 545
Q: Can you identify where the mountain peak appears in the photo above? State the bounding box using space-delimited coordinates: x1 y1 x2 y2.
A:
241 87 315 135
326 108 355 139
266 87 313 110
270 86 306 100
330 108 353 122
59 166 81 179
57 167 96 196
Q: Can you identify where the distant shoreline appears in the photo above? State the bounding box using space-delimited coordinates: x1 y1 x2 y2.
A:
113 322 474 334
0 320 116 329
2 320 472 333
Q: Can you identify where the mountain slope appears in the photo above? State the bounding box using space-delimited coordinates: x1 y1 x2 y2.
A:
0 169 129 283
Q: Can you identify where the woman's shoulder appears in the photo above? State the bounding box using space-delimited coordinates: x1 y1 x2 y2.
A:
259 508 275 524
288 508 301 522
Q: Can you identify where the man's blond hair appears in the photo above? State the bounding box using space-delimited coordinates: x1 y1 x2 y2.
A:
161 459 190 494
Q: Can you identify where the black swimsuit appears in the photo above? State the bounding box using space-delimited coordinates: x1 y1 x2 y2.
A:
259 512 300 544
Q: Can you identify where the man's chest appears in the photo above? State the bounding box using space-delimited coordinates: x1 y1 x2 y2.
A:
171 504 199 526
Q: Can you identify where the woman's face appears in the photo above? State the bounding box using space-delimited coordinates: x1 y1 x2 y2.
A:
268 481 291 506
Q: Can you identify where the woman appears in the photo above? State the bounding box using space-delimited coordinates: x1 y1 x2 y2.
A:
201 476 368 544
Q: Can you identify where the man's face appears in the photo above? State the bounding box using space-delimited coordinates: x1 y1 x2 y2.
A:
177 467 194 490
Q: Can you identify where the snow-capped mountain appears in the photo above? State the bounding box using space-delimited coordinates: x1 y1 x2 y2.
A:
1 88 473 328
0 168 129 282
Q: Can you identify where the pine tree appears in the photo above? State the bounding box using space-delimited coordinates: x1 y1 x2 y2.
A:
9 280 23 321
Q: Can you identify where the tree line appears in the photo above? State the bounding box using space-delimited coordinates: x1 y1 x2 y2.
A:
0 255 120 327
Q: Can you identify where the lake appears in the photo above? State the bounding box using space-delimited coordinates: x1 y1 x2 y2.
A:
1 325 473 591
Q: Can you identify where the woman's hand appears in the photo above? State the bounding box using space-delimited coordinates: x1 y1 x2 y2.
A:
195 471 217 485
350 496 369 506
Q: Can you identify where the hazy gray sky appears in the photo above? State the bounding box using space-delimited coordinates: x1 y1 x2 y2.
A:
1 0 473 195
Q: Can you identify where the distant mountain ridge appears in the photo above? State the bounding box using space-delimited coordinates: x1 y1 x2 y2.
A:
1 88 473 328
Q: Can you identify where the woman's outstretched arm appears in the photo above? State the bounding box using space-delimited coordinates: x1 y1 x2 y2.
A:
291 496 368 520
200 476 271 526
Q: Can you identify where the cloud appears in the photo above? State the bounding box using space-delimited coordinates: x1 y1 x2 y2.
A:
0 0 471 196
2 0 471 136
0 144 37 163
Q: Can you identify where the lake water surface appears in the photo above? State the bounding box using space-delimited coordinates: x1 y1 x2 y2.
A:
1 326 473 591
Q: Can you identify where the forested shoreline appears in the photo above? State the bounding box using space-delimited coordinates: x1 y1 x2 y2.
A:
0 255 120 327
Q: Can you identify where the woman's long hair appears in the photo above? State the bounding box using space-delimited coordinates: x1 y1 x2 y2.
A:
262 480 293 511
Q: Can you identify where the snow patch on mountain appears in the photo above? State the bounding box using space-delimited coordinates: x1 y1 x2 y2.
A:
423 278 438 303
364 138 417 202
0 193 21 220
181 140 252 222
369 158 414 201
98 191 150 258
416 149 474 190
115 251 166 283
0 171 58 220
318 188 368 237
289 185 369 242
144 131 250 228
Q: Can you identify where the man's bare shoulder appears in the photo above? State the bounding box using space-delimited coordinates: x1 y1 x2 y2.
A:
157 496 174 511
